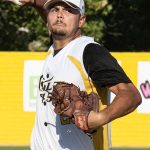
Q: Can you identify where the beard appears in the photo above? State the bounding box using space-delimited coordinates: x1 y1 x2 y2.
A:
51 28 66 36
51 21 67 37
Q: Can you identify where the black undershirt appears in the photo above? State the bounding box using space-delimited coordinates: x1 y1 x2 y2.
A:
83 43 131 87
54 49 62 56
53 43 131 88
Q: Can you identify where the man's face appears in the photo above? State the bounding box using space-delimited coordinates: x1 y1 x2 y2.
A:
47 3 85 39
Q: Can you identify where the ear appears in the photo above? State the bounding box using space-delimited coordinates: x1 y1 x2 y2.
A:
79 15 86 28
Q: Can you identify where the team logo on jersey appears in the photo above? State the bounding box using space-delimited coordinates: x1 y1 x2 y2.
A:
39 74 54 105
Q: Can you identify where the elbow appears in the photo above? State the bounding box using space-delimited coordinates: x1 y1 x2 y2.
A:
128 83 142 109
133 90 142 108
137 94 142 106
125 90 142 114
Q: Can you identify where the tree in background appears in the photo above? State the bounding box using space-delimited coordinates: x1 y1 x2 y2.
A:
0 0 150 51
0 1 49 51
102 0 150 51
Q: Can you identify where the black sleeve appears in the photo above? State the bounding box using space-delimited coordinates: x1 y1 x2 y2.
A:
83 43 132 87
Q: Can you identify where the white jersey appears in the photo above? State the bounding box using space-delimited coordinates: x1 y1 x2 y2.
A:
30 36 97 150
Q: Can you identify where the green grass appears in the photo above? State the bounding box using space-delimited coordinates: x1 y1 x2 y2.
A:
0 147 150 150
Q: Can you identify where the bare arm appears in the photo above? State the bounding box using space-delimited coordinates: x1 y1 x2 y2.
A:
88 82 142 129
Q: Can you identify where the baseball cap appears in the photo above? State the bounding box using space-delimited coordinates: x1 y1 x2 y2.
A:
44 0 85 15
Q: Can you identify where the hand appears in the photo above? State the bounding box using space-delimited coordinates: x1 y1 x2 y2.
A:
50 82 100 134
5 0 24 5
87 111 105 129
20 0 46 7
19 0 34 5
5 0 34 5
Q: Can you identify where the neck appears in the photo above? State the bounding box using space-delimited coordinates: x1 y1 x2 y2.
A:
52 31 81 50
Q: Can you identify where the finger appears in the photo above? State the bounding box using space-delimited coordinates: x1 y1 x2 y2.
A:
19 0 31 3
19 0 34 5
5 0 24 5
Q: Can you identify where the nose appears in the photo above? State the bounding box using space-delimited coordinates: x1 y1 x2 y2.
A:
57 10 64 18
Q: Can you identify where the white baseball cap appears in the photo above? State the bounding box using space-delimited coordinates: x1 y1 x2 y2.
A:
44 0 85 15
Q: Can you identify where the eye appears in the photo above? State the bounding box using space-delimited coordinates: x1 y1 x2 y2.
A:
64 7 73 13
49 7 58 13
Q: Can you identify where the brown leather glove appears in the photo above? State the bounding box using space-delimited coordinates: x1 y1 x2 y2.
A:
50 81 100 133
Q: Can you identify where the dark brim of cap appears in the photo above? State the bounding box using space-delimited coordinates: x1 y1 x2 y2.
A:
44 0 79 10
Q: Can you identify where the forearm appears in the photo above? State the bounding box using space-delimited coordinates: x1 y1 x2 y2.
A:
88 84 142 129
101 89 141 124
32 0 48 23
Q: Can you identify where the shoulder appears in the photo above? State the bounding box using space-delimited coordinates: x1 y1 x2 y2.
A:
83 43 116 63
68 36 96 58
84 43 110 56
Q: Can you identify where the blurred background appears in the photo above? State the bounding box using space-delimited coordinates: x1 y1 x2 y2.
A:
0 0 150 149
1 0 150 52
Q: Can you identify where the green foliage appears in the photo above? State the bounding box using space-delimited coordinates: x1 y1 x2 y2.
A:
102 0 150 51
0 1 49 51
82 0 107 42
0 0 150 51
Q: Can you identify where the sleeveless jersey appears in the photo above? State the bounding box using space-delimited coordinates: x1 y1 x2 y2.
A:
30 36 110 150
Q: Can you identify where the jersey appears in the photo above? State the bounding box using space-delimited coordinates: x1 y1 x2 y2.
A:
30 36 110 150
83 43 131 87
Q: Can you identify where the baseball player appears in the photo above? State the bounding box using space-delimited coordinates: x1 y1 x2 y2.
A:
8 0 142 149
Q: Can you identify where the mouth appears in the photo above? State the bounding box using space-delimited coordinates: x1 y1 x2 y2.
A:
54 20 65 26
55 22 65 26
56 23 64 26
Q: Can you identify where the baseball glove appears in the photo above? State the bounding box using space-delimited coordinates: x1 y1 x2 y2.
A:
50 81 99 133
